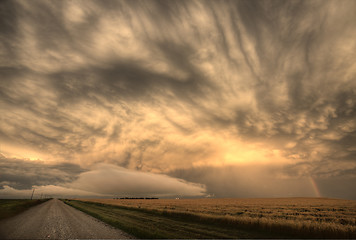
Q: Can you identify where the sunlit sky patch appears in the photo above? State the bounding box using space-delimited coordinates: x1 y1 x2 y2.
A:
1 0 356 199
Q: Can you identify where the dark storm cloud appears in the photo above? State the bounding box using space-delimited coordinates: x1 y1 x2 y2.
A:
48 59 209 106
0 154 86 189
0 0 216 162
0 157 206 198
169 165 356 200
168 165 316 198
1 0 356 198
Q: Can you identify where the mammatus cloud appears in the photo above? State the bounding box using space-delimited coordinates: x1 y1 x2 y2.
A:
1 0 356 198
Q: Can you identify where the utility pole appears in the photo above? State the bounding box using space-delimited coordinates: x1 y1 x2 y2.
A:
30 188 35 200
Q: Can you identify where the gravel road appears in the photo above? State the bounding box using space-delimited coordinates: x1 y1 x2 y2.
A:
0 198 134 239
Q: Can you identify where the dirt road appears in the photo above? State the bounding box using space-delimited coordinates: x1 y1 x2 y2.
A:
0 198 133 239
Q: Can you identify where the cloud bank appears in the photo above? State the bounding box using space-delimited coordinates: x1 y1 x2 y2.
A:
0 155 206 198
1 0 356 198
0 185 107 199
70 164 206 197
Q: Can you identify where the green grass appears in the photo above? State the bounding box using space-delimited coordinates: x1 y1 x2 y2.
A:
0 199 51 220
63 199 290 239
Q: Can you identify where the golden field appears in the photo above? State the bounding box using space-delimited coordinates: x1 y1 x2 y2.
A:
77 198 356 225
77 197 356 238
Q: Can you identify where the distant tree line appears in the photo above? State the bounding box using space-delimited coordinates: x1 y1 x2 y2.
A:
113 197 159 199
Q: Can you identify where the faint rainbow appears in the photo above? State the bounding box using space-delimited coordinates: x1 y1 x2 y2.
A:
309 176 322 197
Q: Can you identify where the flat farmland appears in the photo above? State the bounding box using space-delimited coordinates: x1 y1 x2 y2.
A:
0 199 50 220
75 198 356 238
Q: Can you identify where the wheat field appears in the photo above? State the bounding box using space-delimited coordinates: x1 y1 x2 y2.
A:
77 197 356 238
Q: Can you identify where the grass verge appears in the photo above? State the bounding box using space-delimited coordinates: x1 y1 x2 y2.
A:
0 199 51 221
63 199 294 239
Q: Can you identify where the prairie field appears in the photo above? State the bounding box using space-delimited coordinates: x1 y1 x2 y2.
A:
0 199 50 220
76 197 356 238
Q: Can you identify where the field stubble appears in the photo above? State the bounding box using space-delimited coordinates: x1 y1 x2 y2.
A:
77 197 356 238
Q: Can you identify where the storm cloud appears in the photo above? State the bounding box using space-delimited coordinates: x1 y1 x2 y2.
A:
0 154 86 190
1 0 356 198
70 164 206 197
0 155 206 198
169 165 356 199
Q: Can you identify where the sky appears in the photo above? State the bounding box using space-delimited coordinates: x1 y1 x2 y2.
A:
1 0 356 199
